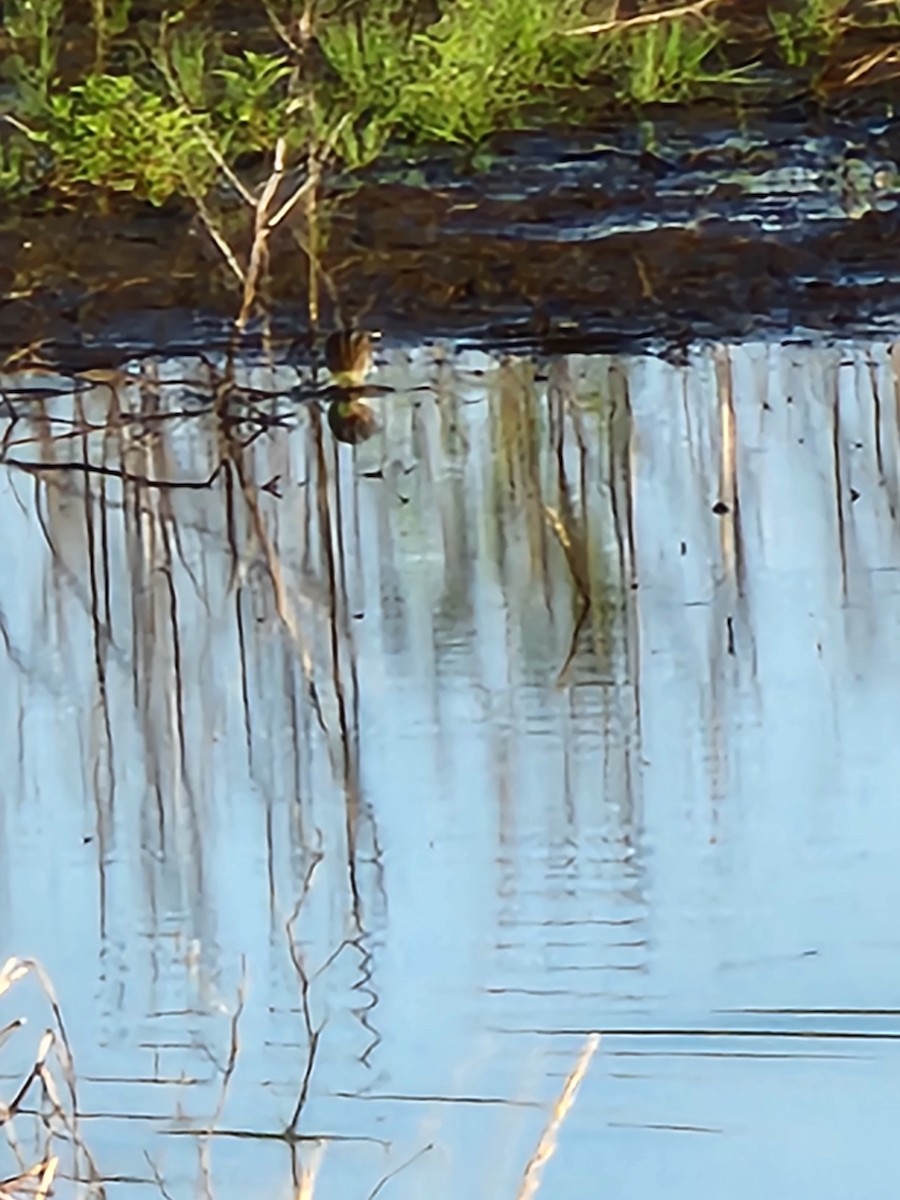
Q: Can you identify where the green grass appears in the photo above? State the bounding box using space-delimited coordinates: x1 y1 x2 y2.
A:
316 0 754 160
312 0 621 160
41 75 215 203
0 0 898 207
3 0 64 109
605 18 753 106
768 0 848 68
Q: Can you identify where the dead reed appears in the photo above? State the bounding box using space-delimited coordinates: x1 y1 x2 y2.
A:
0 957 98 1200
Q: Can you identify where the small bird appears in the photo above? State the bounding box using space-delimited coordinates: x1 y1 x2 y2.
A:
322 328 382 445
324 329 375 388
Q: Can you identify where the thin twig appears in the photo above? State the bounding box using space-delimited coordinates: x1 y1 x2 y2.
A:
566 0 720 36
156 21 254 205
237 137 289 329
0 958 99 1192
208 959 248 1133
366 1143 434 1200
842 44 899 84
143 1152 177 1200
285 844 325 1134
192 194 247 285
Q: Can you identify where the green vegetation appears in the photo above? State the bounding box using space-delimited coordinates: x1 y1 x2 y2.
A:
0 0 899 209
42 75 215 203
321 0 611 153
606 18 750 105
769 0 848 68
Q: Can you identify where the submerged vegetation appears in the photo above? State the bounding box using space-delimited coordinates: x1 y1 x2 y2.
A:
0 0 899 209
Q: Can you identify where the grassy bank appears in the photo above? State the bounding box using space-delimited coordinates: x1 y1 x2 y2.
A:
0 0 899 210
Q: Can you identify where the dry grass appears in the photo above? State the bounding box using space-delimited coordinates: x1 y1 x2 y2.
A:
0 952 600 1200
0 958 97 1200
566 0 721 38
515 1034 601 1200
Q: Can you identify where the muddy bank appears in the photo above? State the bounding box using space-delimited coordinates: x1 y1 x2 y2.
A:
3 116 900 365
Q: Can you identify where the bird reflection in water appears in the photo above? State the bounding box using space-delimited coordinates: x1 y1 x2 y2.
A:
324 328 379 445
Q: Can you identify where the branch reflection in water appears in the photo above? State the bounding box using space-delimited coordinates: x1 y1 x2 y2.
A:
0 338 899 1198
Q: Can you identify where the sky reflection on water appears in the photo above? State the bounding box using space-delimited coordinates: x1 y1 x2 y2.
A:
1 338 899 1199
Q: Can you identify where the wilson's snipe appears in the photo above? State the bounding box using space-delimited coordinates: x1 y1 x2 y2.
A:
324 329 375 387
323 329 379 445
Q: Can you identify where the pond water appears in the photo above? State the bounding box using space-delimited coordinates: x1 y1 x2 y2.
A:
2 337 900 1199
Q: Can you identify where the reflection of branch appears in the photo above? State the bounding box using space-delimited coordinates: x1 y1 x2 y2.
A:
0 1155 57 1200
0 959 77 1114
366 1142 435 1200
198 962 248 1200
228 447 327 732
285 844 325 1135
208 959 248 1133
293 1140 324 1200
144 1151 177 1200
556 596 591 688
4 458 224 490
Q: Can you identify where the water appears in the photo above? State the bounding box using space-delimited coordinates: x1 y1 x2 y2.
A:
1 338 900 1198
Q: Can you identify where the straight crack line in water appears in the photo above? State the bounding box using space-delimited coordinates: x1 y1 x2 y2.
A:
331 1091 542 1108
717 1007 900 1016
608 1121 721 1135
490 1026 900 1040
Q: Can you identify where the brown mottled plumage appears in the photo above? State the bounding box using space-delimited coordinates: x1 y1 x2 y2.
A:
324 330 374 386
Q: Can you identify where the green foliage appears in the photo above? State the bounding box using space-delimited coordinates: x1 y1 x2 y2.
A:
317 3 415 164
400 0 580 143
0 139 30 199
213 49 296 151
319 0 610 162
607 17 748 105
92 0 132 39
156 22 218 109
769 0 847 67
153 19 300 154
2 0 64 108
0 0 894 206
317 0 749 161
43 74 215 203
91 0 133 68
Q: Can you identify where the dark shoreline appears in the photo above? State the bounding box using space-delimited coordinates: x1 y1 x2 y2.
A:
4 113 900 365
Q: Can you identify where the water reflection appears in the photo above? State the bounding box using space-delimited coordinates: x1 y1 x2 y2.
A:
1 339 900 1198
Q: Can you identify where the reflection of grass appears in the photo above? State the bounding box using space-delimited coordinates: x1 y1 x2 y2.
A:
485 357 631 683
2 0 900 206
